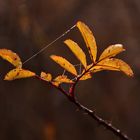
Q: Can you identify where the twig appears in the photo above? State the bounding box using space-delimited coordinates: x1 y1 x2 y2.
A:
36 75 133 140
71 98 132 140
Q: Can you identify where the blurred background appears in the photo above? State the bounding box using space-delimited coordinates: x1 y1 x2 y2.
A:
0 0 140 140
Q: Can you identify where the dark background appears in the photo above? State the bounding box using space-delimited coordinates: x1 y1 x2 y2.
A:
0 0 140 140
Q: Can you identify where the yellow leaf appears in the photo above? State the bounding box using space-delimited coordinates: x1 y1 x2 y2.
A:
76 21 97 62
64 39 87 68
52 75 73 87
41 72 52 81
90 58 134 77
54 75 73 83
86 63 117 73
50 55 77 76
0 49 22 68
4 68 35 81
87 64 105 73
52 81 60 87
79 72 92 80
99 44 125 61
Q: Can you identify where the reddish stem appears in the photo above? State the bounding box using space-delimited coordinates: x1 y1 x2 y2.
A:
36 75 133 140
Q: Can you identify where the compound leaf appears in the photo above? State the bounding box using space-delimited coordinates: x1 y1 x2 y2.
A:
50 55 77 76
99 44 125 61
41 72 52 81
77 21 97 62
4 68 35 81
64 39 87 68
0 49 22 68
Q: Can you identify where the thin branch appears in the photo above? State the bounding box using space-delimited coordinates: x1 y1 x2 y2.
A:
72 98 132 140
36 75 133 140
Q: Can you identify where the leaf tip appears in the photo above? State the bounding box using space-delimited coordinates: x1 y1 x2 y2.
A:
64 39 70 44
50 55 55 59
115 44 125 51
127 69 134 77
76 21 84 27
